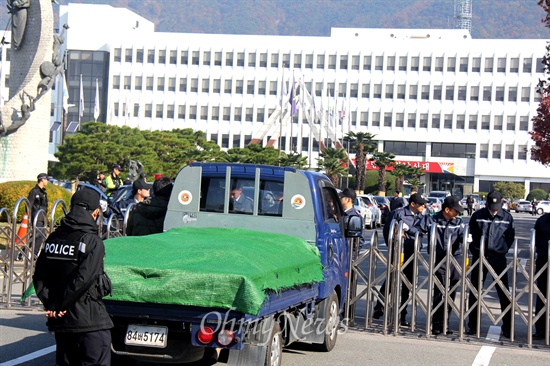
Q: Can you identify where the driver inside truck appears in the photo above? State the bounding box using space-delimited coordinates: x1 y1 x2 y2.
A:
230 182 254 214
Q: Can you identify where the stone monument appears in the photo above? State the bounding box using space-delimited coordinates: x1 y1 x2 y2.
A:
0 0 55 182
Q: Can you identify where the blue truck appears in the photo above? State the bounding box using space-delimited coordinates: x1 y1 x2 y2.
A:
105 163 361 365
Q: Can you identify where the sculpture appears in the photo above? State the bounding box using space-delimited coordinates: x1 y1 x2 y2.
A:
7 0 30 50
128 160 144 182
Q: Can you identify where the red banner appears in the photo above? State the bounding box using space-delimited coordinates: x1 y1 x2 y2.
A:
353 159 455 174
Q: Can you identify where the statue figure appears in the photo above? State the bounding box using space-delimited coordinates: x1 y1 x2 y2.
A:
0 91 34 137
128 160 144 182
52 23 68 67
7 0 30 50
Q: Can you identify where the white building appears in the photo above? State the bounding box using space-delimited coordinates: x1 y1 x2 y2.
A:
33 3 550 196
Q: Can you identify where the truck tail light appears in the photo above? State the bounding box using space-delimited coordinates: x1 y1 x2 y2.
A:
197 326 215 344
217 329 235 346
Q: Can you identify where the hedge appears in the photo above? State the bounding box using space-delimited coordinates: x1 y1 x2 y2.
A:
0 181 72 223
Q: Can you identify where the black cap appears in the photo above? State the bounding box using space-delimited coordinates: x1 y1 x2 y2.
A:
112 164 122 170
339 188 357 201
133 178 152 191
71 189 101 211
442 196 464 214
409 193 429 205
487 191 503 211
37 173 48 181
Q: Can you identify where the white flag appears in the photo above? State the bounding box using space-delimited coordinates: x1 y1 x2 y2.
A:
62 73 69 113
79 74 84 118
93 79 100 121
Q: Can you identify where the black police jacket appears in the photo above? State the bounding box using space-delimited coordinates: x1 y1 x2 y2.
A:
415 211 465 259
126 195 170 236
469 207 515 256
33 206 114 333
27 184 48 222
382 206 422 247
534 213 550 257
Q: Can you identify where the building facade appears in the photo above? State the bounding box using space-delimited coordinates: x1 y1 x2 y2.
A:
21 3 549 196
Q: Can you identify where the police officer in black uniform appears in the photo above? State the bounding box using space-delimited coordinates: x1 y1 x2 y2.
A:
416 196 465 335
27 173 48 255
533 211 550 340
466 191 515 338
33 189 113 366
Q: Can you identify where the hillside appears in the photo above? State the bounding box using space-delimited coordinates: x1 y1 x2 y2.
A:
0 0 548 39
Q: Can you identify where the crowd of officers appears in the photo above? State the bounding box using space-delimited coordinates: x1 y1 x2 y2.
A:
370 190 548 339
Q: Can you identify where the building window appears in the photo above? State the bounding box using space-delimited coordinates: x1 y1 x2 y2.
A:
447 57 456 72
396 113 404 128
224 79 232 94
495 86 504 101
537 58 544 73
470 86 479 101
350 83 358 98
164 104 173 119
294 53 302 68
237 52 245 66
146 76 153 91
419 113 428 128
508 87 517 102
155 104 163 118
432 143 476 158
385 84 394 99
124 48 132 63
433 85 442 100
362 83 370 98
245 108 253 122
234 107 242 121
492 143 501 159
133 103 140 117
135 76 142 90
180 50 188 64
494 115 503 130
505 144 514 159
372 112 380 127
399 56 407 71
158 50 166 64
210 133 218 144
203 51 211 66
192 51 200 65
221 134 229 148
136 49 144 63
468 115 477 130
375 56 383 70
114 48 121 62
432 114 440 129
190 78 198 92
387 56 395 71
385 141 426 156
351 55 359 70
247 80 255 94
328 54 337 69
480 144 488 158
168 77 176 92
459 57 468 72
407 113 416 128
373 84 382 98
483 86 492 101
485 57 494 72
200 106 208 120
223 107 230 121
146 49 154 63
397 84 406 99
411 56 419 71
257 108 264 122
363 55 371 70
445 85 454 101
144 103 152 118
236 80 243 94
317 54 325 69
435 57 444 72
157 77 165 91
422 57 431 72
212 106 220 120
409 85 418 99
169 50 177 64
510 57 519 73
521 87 530 102
384 112 392 127
269 81 277 96
212 51 222 66
226 52 234 66
497 57 506 72
249 52 257 67
458 86 467 101
523 57 532 73
178 105 185 119
520 116 529 131
189 105 197 119
113 75 120 89
472 57 481 72
202 79 210 93
456 114 465 129
507 115 516 130
481 115 490 130
444 114 452 129
179 77 187 92
421 85 429 99
340 55 348 69
518 145 527 160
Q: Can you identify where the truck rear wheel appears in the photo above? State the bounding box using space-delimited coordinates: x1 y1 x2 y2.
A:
317 291 339 352
264 322 282 366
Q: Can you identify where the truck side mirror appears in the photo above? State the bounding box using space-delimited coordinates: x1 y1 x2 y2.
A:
344 215 363 237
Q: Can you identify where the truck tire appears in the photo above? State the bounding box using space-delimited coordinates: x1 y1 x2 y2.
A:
264 322 282 366
316 291 339 352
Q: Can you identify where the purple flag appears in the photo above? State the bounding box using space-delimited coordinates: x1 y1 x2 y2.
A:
289 80 297 117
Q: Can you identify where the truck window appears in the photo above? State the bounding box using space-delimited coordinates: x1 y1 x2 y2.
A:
259 181 284 217
231 179 254 214
200 177 225 212
322 187 342 223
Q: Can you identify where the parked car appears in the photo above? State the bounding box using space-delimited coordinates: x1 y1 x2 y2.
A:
428 191 451 200
479 200 486 209
426 197 443 213
358 194 381 228
536 200 550 215
502 199 510 212
373 195 391 224
459 196 480 211
354 197 373 229
514 200 533 213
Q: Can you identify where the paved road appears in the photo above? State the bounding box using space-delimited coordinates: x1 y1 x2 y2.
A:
1 211 548 365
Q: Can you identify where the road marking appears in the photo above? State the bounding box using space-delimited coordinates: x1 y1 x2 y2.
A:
485 325 501 342
0 345 55 366
471 345 496 366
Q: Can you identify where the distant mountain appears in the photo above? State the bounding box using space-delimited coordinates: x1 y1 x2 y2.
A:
0 0 549 39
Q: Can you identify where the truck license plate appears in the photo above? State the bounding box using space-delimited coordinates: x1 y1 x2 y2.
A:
125 324 168 348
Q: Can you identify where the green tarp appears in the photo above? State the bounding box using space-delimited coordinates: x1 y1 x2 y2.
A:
104 227 323 315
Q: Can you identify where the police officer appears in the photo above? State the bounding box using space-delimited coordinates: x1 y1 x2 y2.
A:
373 193 429 326
533 210 550 340
105 164 124 196
27 173 48 255
390 190 405 211
339 188 365 247
466 191 515 338
416 196 465 335
33 189 113 366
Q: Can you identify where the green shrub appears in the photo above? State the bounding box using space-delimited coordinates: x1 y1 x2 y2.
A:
0 181 72 223
526 188 548 201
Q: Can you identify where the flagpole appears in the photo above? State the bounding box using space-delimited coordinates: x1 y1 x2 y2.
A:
279 63 285 161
